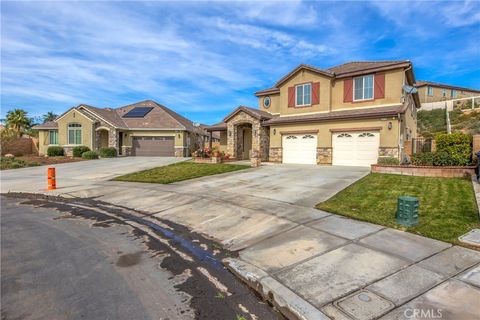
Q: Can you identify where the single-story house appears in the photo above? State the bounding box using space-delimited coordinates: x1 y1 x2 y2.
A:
205 60 421 166
33 100 208 157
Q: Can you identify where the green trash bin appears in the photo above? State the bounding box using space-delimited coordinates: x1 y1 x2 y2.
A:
396 196 419 227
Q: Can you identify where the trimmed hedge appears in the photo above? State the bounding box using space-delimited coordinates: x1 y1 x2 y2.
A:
47 146 64 156
377 157 400 165
81 151 99 159
72 146 90 157
99 147 117 158
435 132 472 166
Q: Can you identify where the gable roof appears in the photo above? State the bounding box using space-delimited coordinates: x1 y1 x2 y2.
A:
415 80 480 94
255 60 412 96
32 121 58 130
327 60 410 77
274 64 334 88
223 105 273 122
42 100 205 134
263 104 405 126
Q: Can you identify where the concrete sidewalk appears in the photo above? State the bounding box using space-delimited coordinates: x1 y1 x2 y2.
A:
2 164 480 319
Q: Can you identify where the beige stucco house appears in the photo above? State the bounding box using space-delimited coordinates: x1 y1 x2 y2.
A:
206 60 421 166
33 100 207 157
415 80 480 104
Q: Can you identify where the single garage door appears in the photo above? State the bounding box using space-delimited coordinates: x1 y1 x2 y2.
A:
132 136 175 156
332 132 379 166
282 134 317 164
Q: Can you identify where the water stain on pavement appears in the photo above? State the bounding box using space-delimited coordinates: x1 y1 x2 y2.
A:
3 193 283 320
116 251 143 267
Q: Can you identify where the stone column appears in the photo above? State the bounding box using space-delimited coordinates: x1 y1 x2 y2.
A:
209 132 213 150
227 124 236 159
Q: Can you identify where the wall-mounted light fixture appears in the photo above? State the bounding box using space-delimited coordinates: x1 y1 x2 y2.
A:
229 131 232 137
254 130 257 137
273 129 276 135
388 122 393 130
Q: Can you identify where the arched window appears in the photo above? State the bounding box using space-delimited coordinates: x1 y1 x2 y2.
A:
286 135 298 139
68 123 82 145
337 133 352 138
302 135 315 139
359 132 375 138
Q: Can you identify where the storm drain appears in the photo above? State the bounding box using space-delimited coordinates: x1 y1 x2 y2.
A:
335 290 394 320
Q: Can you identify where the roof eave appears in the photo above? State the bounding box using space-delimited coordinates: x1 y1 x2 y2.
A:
263 110 401 126
335 62 411 79
275 64 334 88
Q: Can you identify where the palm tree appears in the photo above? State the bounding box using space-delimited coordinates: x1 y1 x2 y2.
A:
42 111 58 123
5 109 31 137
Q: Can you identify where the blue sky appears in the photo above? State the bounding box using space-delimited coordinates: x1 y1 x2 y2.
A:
1 1 479 125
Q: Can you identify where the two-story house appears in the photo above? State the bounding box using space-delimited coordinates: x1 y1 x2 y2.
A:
415 80 480 104
206 60 420 166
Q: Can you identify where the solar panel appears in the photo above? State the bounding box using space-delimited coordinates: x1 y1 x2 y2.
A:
123 107 154 118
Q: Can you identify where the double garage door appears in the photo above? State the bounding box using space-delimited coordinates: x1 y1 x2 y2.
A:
282 131 379 166
132 136 174 156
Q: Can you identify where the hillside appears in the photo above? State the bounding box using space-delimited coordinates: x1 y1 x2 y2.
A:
417 109 480 138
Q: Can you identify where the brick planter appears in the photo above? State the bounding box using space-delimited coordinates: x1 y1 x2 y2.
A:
371 164 476 178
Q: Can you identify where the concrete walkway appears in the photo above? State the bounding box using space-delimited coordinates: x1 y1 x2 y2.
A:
2 163 479 319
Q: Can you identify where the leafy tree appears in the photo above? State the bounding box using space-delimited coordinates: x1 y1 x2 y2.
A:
5 109 32 137
42 111 58 123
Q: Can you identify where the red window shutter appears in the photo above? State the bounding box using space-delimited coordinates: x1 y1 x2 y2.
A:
312 82 320 105
374 73 385 99
343 78 353 102
288 86 295 107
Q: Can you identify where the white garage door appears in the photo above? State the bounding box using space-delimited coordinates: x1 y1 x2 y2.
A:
332 132 379 166
282 134 317 164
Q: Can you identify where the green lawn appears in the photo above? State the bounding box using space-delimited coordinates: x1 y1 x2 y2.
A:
113 161 250 184
316 173 479 244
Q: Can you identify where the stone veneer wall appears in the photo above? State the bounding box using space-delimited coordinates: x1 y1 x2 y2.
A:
226 111 262 160
317 147 332 164
269 147 282 162
175 147 185 157
379 147 399 159
93 121 118 154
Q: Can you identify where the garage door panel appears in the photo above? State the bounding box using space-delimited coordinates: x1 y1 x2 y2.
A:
132 136 175 156
282 134 317 165
332 132 379 167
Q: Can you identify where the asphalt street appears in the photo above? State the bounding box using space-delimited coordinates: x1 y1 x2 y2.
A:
0 194 280 320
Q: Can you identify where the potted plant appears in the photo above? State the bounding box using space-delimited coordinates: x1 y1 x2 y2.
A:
212 146 220 158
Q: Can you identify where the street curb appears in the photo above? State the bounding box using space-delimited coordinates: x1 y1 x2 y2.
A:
224 258 330 320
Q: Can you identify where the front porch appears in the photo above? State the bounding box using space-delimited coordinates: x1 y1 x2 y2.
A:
206 106 271 161
94 126 125 156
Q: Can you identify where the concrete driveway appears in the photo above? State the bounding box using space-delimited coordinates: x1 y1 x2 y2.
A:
3 162 479 319
0 157 187 194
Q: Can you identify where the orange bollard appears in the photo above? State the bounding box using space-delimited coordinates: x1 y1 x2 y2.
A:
47 167 56 190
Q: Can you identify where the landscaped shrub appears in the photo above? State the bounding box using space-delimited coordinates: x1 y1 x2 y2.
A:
81 151 99 159
411 152 435 166
72 146 90 157
432 151 456 166
377 157 400 165
435 132 472 166
1 157 40 170
98 147 117 158
47 146 64 156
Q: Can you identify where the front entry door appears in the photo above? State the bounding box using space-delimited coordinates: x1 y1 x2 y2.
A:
242 128 252 159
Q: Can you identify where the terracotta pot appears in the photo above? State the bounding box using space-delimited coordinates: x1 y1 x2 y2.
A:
213 151 220 157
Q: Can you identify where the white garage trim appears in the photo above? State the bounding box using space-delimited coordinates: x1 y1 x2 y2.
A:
332 131 380 166
282 134 317 165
